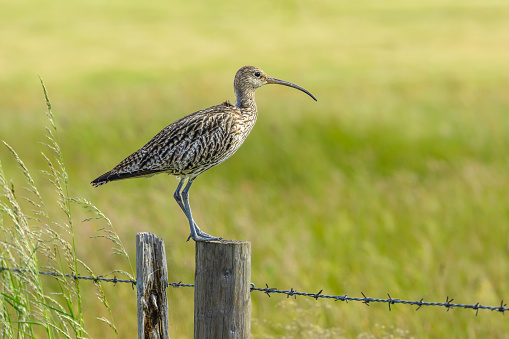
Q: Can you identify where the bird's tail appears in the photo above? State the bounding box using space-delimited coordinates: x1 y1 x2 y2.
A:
91 169 162 187
91 171 113 187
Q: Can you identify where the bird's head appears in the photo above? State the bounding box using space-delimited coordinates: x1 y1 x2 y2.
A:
234 66 317 102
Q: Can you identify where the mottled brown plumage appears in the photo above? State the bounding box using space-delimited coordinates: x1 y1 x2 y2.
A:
92 66 316 241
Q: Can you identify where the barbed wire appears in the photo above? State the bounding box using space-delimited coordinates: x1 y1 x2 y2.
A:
0 267 136 286
0 267 195 289
1 267 507 315
249 283 507 316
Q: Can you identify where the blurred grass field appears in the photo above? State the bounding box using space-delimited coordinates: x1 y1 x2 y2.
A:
1 0 509 337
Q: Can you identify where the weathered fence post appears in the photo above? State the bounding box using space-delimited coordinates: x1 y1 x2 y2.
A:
136 232 170 339
194 240 251 339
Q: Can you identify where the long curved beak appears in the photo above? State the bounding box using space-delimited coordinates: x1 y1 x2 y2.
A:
267 77 317 101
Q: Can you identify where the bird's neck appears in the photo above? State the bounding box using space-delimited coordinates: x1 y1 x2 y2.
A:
233 87 258 139
235 88 257 111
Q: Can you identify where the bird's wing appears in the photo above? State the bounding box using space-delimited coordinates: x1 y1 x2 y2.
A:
92 103 240 185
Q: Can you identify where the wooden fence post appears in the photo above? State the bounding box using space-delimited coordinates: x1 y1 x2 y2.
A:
136 232 170 339
194 240 251 339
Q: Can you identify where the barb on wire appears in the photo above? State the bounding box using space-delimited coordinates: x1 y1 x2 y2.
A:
2 267 507 315
168 281 194 288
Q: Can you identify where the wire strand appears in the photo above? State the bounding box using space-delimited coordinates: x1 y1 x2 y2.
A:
1 267 506 315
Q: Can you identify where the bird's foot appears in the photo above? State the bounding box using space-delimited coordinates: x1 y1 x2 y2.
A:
186 222 222 242
186 233 223 242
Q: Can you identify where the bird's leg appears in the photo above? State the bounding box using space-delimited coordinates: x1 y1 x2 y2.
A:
173 179 200 241
174 179 212 240
173 179 186 212
181 180 222 242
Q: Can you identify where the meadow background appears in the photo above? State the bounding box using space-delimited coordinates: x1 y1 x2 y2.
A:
1 0 509 337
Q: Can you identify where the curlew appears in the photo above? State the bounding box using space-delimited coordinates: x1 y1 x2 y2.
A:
91 66 317 241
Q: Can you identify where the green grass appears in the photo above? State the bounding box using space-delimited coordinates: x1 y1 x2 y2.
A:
1 0 509 337
0 81 132 338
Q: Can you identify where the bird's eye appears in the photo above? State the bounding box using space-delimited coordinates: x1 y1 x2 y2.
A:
254 71 261 77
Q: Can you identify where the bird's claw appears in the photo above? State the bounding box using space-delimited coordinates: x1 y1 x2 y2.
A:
187 233 223 242
186 223 222 242
195 236 223 242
